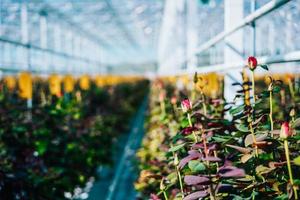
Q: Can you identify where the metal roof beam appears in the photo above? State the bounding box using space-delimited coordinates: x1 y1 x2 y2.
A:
103 0 139 49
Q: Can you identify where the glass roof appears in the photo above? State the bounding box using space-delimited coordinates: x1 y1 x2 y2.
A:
0 0 299 75
0 0 164 67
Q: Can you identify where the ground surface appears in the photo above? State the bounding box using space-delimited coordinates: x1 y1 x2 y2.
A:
88 97 148 200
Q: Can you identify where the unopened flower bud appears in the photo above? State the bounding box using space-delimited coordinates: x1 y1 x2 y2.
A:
248 56 257 71
280 122 292 139
171 96 177 105
181 99 192 113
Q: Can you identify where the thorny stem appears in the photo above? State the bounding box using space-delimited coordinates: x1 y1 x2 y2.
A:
269 90 274 135
284 140 298 199
187 113 198 143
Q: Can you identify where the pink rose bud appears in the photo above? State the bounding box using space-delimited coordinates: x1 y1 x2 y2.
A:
280 122 292 139
171 96 177 105
181 99 192 112
159 91 165 102
248 56 257 70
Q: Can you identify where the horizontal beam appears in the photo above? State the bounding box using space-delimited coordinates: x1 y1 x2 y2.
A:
162 51 300 76
0 36 101 65
194 0 290 55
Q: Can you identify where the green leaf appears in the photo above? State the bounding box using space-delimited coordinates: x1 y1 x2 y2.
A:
180 118 189 128
293 156 300 166
188 160 206 172
35 141 47 155
259 64 269 71
236 123 249 132
261 91 270 98
273 85 281 93
274 194 288 200
294 179 300 186
229 105 244 115
169 143 185 152
212 136 228 142
292 118 300 128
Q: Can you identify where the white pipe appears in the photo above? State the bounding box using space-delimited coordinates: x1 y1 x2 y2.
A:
194 0 290 55
166 51 300 76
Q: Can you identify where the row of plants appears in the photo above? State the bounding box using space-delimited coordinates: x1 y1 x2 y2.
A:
135 57 300 200
0 73 149 199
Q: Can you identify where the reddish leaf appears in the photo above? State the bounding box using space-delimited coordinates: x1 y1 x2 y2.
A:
181 126 198 135
183 191 208 200
202 156 222 162
179 152 202 169
218 166 245 178
226 144 251 154
184 175 210 185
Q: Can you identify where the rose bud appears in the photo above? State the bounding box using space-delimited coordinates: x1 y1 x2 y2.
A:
280 122 292 139
159 91 165 102
181 99 192 112
171 96 177 105
248 56 258 70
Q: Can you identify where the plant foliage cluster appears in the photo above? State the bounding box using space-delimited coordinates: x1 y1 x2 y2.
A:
136 59 300 200
0 75 149 200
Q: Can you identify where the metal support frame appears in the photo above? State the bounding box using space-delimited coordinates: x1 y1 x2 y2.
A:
193 0 290 57
0 37 101 74
103 0 139 49
169 0 292 76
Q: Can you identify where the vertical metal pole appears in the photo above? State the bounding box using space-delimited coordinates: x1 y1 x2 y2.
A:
224 0 244 116
40 14 48 73
54 25 61 72
21 3 29 71
251 0 256 56
21 3 32 110
268 22 275 55
286 12 293 52
186 0 198 71
182 0 187 69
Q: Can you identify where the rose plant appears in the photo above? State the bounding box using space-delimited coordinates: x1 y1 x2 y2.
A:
136 59 300 200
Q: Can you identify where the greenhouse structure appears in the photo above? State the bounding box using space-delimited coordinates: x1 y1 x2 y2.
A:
0 0 300 199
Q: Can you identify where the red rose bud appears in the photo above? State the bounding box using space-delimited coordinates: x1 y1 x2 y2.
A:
280 122 292 139
181 99 192 112
248 56 257 70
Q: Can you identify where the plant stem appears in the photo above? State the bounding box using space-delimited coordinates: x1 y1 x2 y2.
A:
163 191 168 200
284 140 298 199
249 120 258 157
269 90 274 135
251 70 256 105
160 100 166 116
201 92 207 116
187 113 198 142
288 79 295 100
176 166 184 199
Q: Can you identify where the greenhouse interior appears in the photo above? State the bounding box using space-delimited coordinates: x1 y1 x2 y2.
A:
1 0 300 199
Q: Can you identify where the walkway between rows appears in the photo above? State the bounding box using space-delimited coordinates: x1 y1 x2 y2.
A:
88 96 148 200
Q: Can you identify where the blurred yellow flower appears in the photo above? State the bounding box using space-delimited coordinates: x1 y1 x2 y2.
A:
79 75 90 90
49 74 61 97
18 72 32 99
63 75 75 93
4 76 16 91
